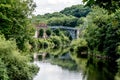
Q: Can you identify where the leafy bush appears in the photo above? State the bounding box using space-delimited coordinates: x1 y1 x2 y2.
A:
50 36 62 47
84 7 120 58
0 58 9 80
0 35 39 80
70 38 88 55
60 5 91 18
53 29 60 36
29 38 38 52
71 38 87 47
38 39 49 49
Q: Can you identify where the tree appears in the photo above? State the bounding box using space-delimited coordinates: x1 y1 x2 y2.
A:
82 0 120 13
53 29 60 36
44 12 65 18
47 16 78 27
50 36 62 47
0 58 8 80
32 12 65 24
0 35 39 80
84 7 120 58
0 0 36 52
47 17 64 26
60 5 91 18
32 4 91 27
63 16 78 27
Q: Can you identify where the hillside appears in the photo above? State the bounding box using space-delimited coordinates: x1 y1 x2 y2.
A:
32 4 91 27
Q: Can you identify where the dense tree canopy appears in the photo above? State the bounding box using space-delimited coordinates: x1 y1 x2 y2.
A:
47 16 78 27
83 7 120 58
0 35 39 80
82 0 120 13
32 5 91 27
0 0 36 51
0 0 39 79
60 5 91 18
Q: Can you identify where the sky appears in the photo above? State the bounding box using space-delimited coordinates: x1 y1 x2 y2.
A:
33 0 83 15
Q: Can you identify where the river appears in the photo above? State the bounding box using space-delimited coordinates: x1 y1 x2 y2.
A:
33 47 120 80
33 61 85 80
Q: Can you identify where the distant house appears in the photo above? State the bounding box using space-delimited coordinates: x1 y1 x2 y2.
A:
34 23 48 38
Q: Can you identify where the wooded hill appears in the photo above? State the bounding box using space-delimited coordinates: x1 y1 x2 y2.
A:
32 5 91 27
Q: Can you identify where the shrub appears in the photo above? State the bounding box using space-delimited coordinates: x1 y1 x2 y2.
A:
0 58 9 80
53 29 60 36
0 35 39 80
50 36 62 47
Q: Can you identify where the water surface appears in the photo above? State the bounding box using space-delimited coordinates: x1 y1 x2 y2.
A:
34 61 85 80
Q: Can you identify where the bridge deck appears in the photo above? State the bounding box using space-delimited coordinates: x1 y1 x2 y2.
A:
49 26 79 30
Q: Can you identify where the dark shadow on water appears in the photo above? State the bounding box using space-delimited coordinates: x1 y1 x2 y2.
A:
84 57 118 80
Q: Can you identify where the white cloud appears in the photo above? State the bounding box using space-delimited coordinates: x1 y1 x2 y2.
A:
33 0 83 15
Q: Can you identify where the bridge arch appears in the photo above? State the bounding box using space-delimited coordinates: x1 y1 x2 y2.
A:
49 26 80 39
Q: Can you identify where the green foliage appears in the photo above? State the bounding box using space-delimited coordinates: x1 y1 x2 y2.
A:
0 35 39 80
85 7 109 52
63 16 78 27
47 17 64 26
37 39 53 49
38 39 43 48
52 29 70 45
60 4 91 18
0 58 9 80
39 29 44 38
43 41 49 48
51 59 77 70
77 17 85 26
53 29 60 36
44 12 65 18
117 45 120 55
32 12 65 24
70 38 88 55
47 15 78 27
32 5 91 27
116 58 120 80
0 0 36 52
50 36 62 47
63 31 72 40
46 29 51 37
0 0 39 79
83 0 120 13
83 7 120 58
117 59 120 70
71 38 87 47
29 38 38 52
59 31 70 44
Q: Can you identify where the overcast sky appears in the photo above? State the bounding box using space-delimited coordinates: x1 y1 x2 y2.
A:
33 0 83 15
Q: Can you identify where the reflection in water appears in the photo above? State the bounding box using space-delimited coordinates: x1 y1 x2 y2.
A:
51 58 78 71
34 47 119 80
84 57 118 80
34 61 85 80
